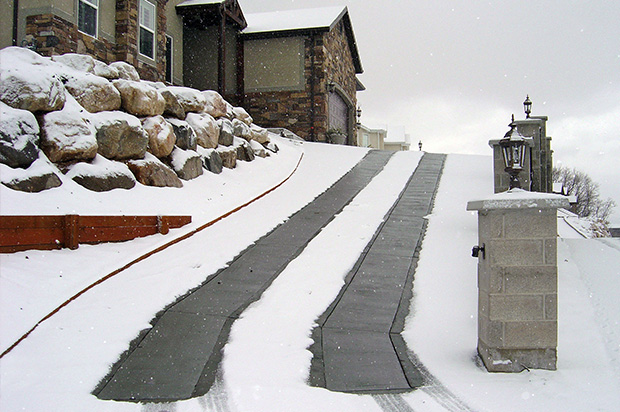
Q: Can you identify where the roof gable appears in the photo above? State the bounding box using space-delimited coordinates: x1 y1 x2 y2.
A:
242 6 363 74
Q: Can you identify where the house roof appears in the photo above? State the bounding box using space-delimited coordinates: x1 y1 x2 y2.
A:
176 0 247 29
242 6 363 74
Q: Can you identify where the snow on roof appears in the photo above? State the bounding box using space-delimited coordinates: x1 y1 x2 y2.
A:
176 0 223 7
244 6 347 34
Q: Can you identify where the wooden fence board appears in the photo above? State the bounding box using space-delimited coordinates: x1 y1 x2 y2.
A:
0 215 191 253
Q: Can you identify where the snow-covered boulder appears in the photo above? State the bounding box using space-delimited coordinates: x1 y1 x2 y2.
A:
91 111 148 160
93 60 119 80
160 89 185 119
165 86 206 114
185 112 219 149
0 102 40 168
217 146 237 169
142 115 176 158
234 137 255 162
127 153 183 188
218 118 234 146
249 139 268 158
109 61 140 81
168 147 203 180
0 47 66 112
67 155 136 192
250 124 269 144
39 95 98 163
232 118 252 141
232 106 253 126
63 72 121 113
202 90 228 118
196 147 223 174
0 153 62 192
52 53 96 74
113 79 165 117
167 118 197 150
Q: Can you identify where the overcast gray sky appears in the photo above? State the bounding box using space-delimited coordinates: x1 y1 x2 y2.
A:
241 0 620 223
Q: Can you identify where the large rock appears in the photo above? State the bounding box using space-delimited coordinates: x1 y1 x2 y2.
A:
0 47 66 112
234 137 255 162
168 147 203 180
232 118 252 141
165 86 206 114
52 53 95 74
91 111 148 160
127 153 183 188
142 115 176 158
197 147 223 174
160 89 185 119
113 79 165 116
0 155 62 193
232 106 253 126
93 60 120 80
167 118 197 150
249 139 268 158
0 102 40 168
109 61 140 81
202 90 228 118
185 112 219 149
218 118 234 146
67 155 136 192
250 124 270 144
217 146 237 169
63 73 121 113
39 95 98 163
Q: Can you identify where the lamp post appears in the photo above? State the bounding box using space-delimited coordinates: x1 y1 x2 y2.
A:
523 95 532 118
499 121 526 189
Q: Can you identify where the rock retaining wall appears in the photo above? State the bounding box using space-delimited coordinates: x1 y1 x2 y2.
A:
0 47 275 194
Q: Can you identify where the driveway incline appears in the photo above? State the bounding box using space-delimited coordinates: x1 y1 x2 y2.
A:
309 153 446 393
94 150 394 402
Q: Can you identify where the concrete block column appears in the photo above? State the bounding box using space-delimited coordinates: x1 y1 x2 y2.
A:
467 189 569 372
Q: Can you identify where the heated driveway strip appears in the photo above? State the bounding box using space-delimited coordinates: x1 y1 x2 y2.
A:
94 150 394 402
309 153 446 393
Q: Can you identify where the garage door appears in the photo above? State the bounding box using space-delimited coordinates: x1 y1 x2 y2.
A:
329 91 349 136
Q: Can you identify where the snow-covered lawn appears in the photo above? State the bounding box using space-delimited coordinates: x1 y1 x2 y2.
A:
1 138 619 411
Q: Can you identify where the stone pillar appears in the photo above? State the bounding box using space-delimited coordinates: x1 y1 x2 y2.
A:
467 189 569 372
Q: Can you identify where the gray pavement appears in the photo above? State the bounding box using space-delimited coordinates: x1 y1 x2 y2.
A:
94 150 395 402
309 153 446 393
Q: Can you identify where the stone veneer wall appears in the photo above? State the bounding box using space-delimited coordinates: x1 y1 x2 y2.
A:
243 20 358 143
24 0 168 82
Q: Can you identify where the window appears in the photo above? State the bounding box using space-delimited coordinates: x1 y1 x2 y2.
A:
139 0 156 59
78 0 98 37
165 35 173 83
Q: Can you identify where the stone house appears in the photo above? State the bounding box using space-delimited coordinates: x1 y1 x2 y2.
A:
3 0 364 144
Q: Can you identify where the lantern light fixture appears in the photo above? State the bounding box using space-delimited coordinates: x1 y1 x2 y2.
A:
499 120 527 189
523 95 532 118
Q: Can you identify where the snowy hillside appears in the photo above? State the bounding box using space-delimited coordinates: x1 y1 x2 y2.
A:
1 138 619 411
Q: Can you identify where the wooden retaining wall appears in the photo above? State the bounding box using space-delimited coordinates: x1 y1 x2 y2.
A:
0 215 192 253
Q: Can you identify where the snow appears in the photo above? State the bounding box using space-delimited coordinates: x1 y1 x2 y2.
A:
66 154 135 181
244 6 347 34
0 152 58 184
467 187 571 210
0 102 39 149
1 141 619 411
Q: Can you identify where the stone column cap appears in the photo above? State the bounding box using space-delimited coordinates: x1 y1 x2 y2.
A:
467 188 570 211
